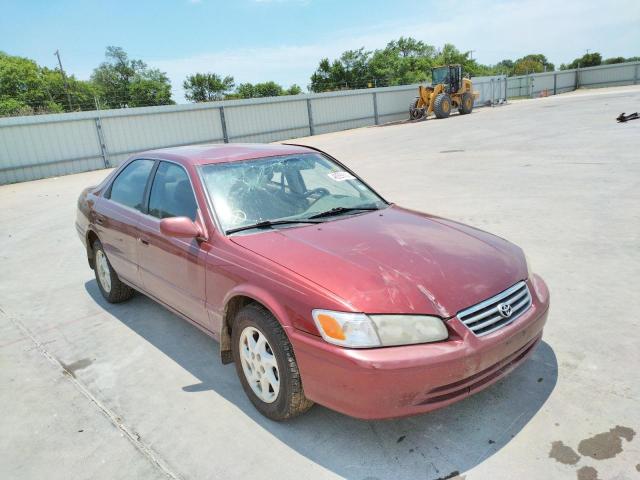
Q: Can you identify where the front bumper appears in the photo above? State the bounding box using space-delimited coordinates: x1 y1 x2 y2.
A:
289 274 550 420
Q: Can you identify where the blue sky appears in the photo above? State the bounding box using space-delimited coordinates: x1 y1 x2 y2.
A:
2 0 639 102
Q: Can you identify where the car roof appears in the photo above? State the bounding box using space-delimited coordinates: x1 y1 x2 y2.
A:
137 143 315 166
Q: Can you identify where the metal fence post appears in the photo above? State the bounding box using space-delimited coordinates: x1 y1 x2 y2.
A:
490 79 495 106
219 106 229 143
553 73 558 95
306 98 315 136
504 76 508 102
635 63 639 85
372 92 379 125
575 67 580 90
94 116 110 168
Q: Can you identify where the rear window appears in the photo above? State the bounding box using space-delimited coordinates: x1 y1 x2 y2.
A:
109 159 154 211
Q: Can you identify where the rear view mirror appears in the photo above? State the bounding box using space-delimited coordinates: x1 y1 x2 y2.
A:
160 217 202 239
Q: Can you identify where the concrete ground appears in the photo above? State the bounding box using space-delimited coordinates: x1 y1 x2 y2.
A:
1 85 639 480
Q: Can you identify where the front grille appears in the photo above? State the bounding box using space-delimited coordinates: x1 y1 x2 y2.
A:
457 281 532 336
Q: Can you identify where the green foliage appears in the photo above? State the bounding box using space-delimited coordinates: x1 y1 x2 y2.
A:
285 84 302 95
368 38 435 86
230 81 300 99
493 59 515 75
183 73 234 102
561 52 602 70
512 54 554 75
0 51 96 115
91 46 174 108
309 38 495 92
253 81 284 97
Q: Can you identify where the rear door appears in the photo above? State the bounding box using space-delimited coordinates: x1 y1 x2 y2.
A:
137 161 208 327
95 159 155 285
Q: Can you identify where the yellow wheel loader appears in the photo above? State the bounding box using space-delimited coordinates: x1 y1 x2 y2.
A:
409 65 479 120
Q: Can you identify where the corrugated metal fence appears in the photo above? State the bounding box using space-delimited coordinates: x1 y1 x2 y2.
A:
507 61 640 98
1 75 504 185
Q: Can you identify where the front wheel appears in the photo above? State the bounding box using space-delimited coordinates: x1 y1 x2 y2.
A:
458 92 474 114
433 93 452 119
232 304 313 420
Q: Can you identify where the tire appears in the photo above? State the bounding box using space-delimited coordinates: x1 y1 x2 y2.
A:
458 92 474 114
92 239 135 303
232 303 313 421
409 98 424 120
433 93 452 119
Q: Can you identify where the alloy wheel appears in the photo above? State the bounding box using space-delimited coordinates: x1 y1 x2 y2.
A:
239 326 280 403
95 249 111 293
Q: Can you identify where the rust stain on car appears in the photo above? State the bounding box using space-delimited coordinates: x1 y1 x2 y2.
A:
577 425 636 460
549 440 581 465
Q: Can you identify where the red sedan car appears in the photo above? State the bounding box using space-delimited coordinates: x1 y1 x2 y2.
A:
76 143 550 420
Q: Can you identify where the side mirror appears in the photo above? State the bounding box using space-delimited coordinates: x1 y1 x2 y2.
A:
160 217 203 239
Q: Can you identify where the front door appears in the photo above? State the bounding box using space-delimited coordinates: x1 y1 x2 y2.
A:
137 161 208 327
97 158 155 286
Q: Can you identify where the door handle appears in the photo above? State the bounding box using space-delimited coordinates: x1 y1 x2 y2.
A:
139 237 150 246
95 215 105 225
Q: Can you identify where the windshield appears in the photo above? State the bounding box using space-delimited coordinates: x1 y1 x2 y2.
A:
431 67 449 85
200 153 387 233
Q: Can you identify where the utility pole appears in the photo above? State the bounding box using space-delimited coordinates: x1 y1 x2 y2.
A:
469 50 475 60
54 49 73 111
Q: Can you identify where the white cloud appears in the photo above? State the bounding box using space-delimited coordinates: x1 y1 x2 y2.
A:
150 0 640 102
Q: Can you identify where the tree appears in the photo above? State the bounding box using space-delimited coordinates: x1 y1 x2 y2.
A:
513 54 554 75
235 82 256 99
0 51 95 115
309 39 499 92
91 46 173 108
40 67 96 110
369 38 435 86
285 84 302 95
310 48 372 92
183 73 234 102
494 59 515 75
253 81 284 97
233 81 294 98
561 52 602 70
0 51 50 115
603 56 626 65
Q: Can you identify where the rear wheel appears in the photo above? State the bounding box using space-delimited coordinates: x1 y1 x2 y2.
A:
458 92 474 114
93 240 135 303
433 93 452 119
232 303 313 421
409 98 425 120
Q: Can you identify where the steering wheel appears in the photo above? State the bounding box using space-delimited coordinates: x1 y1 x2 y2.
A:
303 187 331 206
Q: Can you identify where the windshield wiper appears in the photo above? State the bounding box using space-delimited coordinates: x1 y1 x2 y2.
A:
226 219 322 235
307 206 380 220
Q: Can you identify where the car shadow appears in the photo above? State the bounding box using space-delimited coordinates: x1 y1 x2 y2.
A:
85 280 558 480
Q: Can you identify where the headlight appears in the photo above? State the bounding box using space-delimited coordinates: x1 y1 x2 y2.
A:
369 314 449 346
312 310 448 348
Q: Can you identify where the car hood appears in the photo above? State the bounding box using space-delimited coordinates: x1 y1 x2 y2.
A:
231 205 527 317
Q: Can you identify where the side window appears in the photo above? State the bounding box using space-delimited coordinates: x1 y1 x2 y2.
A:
109 159 154 211
148 162 198 221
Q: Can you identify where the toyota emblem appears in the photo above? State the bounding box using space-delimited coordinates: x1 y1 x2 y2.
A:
497 303 513 318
